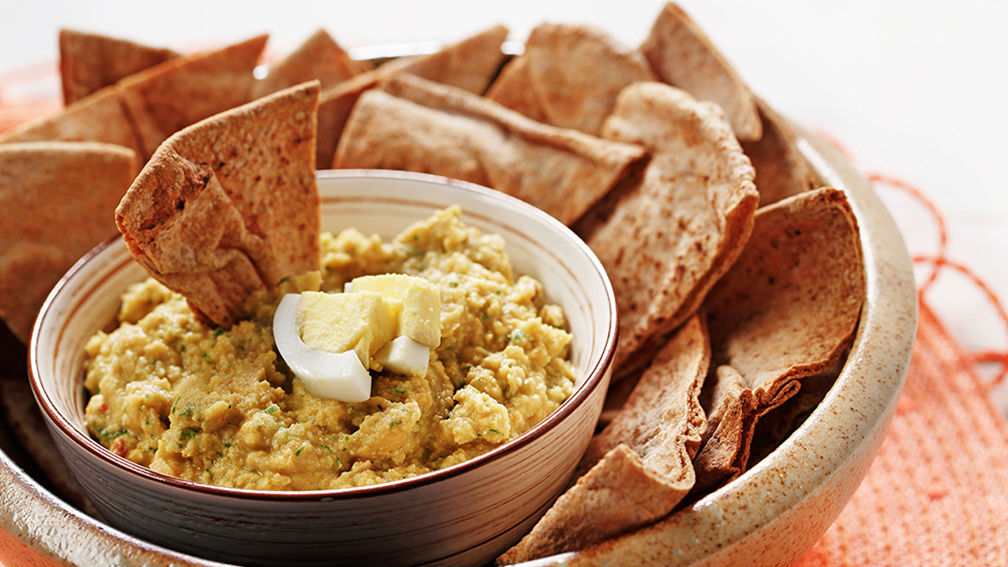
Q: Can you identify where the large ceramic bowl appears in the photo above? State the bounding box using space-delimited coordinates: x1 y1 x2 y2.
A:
27 170 619 567
7 129 918 567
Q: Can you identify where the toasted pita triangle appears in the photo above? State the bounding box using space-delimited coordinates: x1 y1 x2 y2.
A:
118 34 268 159
59 29 178 105
640 2 762 141
334 73 646 225
498 315 709 564
253 28 371 99
586 82 757 377
0 142 137 342
487 23 655 135
0 86 143 158
742 97 820 206
693 187 865 491
315 26 509 169
116 82 320 327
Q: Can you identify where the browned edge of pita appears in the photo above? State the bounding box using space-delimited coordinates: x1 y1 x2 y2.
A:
115 81 320 328
315 26 509 169
487 22 655 135
742 97 820 206
586 81 757 379
253 28 372 99
0 141 137 342
334 73 647 226
117 34 269 159
498 315 709 564
59 28 179 105
0 86 144 160
640 2 762 141
692 187 865 492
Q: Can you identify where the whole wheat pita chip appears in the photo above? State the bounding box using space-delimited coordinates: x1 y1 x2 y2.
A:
640 2 762 141
584 81 757 377
59 29 178 105
742 97 820 206
116 82 320 328
0 86 143 157
253 28 372 99
487 23 655 135
498 315 709 564
118 34 268 159
315 25 509 168
0 141 137 342
692 187 865 491
334 73 647 225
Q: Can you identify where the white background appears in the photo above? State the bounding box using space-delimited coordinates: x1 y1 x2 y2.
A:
3 0 1008 408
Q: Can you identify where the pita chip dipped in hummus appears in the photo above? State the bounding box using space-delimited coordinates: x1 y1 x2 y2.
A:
115 81 320 328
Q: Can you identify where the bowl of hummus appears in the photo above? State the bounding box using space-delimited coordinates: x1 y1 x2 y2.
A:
29 170 618 567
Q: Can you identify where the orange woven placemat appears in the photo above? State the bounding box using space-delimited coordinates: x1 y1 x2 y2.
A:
799 298 1008 566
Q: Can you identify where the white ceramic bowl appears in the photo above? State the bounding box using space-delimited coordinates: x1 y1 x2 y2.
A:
28 170 618 567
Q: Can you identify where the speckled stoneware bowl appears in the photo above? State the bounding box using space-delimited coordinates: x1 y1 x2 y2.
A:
8 129 918 567
27 170 619 567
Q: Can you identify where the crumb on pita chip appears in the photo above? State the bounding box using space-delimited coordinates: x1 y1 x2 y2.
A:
487 23 655 135
640 2 762 141
742 97 820 206
118 34 268 159
499 315 709 564
59 28 178 105
692 187 865 491
115 82 320 328
0 141 137 342
334 73 647 225
585 81 757 378
315 26 509 169
253 28 372 99
0 86 144 159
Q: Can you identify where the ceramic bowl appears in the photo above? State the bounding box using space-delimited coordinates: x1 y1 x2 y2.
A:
28 170 619 567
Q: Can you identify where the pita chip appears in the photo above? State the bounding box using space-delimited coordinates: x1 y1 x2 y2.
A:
334 74 646 225
0 142 137 342
487 23 655 135
742 97 820 206
0 86 143 157
118 34 268 159
59 28 178 105
116 82 320 328
315 25 509 168
253 28 371 99
499 315 709 564
692 187 865 492
641 2 762 141
585 81 757 377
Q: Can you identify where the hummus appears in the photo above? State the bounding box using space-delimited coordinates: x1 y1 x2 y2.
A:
83 207 576 490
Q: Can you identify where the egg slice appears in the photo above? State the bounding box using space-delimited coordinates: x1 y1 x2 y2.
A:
273 294 372 403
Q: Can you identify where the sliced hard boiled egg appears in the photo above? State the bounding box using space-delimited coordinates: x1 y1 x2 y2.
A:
273 294 372 403
375 335 431 377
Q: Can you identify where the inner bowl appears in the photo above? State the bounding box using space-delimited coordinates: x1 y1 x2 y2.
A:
28 170 618 567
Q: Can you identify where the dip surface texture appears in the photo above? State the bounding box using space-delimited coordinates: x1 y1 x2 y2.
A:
83 208 576 490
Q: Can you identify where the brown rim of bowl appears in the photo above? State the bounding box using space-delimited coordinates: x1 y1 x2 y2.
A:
28 168 619 501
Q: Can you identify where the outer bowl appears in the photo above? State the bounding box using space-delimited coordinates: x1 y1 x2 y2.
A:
27 170 618 567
